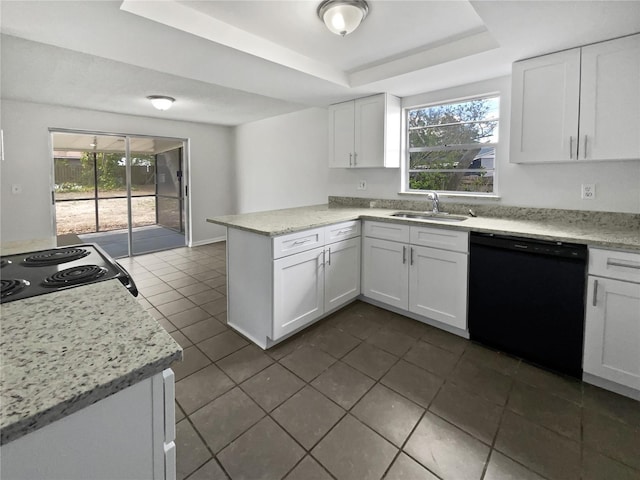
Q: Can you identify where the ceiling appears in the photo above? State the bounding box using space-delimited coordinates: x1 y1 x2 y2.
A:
1 1 639 126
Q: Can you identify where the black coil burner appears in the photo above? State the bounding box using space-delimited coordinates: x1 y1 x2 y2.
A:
23 248 90 267
1 259 12 268
1 279 30 299
42 265 108 288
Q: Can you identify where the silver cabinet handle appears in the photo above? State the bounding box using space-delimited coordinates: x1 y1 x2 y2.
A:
569 136 574 159
592 279 598 307
607 260 640 270
410 247 414 265
353 152 357 166
402 246 407 264
349 153 353 166
583 135 588 159
336 229 351 235
327 247 331 266
292 239 311 246
319 251 325 268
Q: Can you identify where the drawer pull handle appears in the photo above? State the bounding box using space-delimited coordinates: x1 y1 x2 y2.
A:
292 239 311 246
327 247 331 266
607 260 640 270
410 247 414 265
402 246 407 264
336 229 351 235
569 136 574 159
592 279 598 307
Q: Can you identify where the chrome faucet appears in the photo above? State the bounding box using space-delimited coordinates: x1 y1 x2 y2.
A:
425 191 440 214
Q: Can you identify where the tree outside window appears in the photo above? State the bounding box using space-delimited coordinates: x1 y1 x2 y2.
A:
407 95 499 194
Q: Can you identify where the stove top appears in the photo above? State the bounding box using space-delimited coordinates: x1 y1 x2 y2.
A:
0 244 137 303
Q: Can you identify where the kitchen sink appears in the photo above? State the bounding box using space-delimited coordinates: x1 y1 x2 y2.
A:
391 212 468 222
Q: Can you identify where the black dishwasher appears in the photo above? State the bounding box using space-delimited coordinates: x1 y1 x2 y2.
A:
468 232 587 378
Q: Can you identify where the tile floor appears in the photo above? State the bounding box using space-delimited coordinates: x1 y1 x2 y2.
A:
121 243 640 480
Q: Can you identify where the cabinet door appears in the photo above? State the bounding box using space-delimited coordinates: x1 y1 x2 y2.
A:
580 34 640 161
362 237 409 309
273 247 325 340
584 276 640 390
329 101 355 168
325 237 361 312
510 48 581 163
409 245 468 330
354 95 386 167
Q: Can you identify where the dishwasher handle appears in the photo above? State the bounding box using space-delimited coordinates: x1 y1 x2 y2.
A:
470 232 587 260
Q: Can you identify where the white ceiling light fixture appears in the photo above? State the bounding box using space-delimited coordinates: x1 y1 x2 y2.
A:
317 0 369 37
147 95 175 111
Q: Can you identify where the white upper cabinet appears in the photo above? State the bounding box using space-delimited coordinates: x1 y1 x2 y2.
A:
510 34 640 163
328 93 401 168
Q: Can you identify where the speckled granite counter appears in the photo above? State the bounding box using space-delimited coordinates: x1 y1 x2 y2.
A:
0 280 182 445
207 204 640 251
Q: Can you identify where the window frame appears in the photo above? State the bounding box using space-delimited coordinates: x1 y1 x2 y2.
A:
403 93 500 197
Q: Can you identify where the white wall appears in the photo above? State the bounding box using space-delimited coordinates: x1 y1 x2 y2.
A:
0 99 233 248
328 77 640 214
233 107 329 213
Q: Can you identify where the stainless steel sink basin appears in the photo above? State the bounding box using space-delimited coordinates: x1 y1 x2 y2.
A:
391 212 468 222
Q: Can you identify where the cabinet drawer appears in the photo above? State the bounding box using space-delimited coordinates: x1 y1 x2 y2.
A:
273 227 325 259
364 221 410 243
410 226 469 253
326 220 360 243
589 248 640 283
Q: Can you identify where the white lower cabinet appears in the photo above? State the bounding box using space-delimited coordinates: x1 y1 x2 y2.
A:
227 221 361 347
584 248 640 395
362 221 469 332
0 369 176 480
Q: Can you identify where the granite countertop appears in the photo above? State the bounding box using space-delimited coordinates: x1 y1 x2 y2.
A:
0 280 182 445
207 204 640 251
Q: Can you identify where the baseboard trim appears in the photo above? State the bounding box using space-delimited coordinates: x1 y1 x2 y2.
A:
190 236 226 247
582 373 640 400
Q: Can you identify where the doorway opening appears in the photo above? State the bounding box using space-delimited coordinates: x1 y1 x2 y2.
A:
51 131 188 258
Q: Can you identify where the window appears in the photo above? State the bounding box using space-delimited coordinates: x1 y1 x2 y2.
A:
406 95 499 194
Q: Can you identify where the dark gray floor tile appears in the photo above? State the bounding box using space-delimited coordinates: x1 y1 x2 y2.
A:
156 297 197 317
187 459 228 480
420 325 468 354
583 409 640 470
265 333 306 361
146 289 184 307
463 342 521 376
495 411 581 480
240 363 305 411
384 313 431 338
429 381 503 445
312 415 398 480
175 401 185 422
190 387 264 453
582 449 640 480
381 360 443 408
175 364 235 414
167 275 200 289
306 325 361 358
216 344 274 383
450 358 513 406
342 342 399 380
404 412 490 480
366 327 417 356
384 453 438 480
583 383 640 426
155 315 177 333
311 361 375 409
272 386 345 450
140 281 174 297
508 381 581 441
484 451 547 480
280 344 337 382
204 275 227 289
168 306 211 329
516 361 582 405
197 330 248 362
330 305 383 340
181 317 227 344
188 288 224 306
175 420 212 480
170 330 193 348
201 297 227 316
218 417 304 480
352 384 424 447
171 346 211 381
176 282 212 297
284 456 333 480
403 340 461 377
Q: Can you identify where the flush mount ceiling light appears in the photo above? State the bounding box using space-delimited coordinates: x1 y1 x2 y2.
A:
317 0 369 36
147 95 175 111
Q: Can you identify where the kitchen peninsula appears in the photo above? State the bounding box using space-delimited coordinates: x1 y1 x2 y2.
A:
0 279 182 480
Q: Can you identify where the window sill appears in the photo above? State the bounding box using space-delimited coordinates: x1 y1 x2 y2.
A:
398 191 501 202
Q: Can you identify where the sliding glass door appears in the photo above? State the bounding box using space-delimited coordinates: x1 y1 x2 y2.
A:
52 131 187 257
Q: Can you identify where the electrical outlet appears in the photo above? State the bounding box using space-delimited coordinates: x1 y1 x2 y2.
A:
581 183 595 200
357 180 367 190
11 184 22 194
